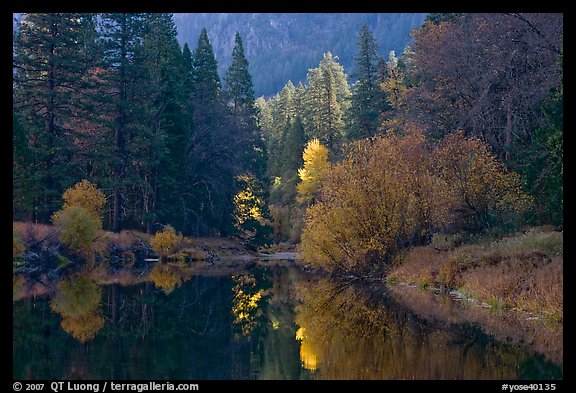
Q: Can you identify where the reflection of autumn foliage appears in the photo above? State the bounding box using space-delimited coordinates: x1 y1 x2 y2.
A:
148 263 183 294
293 276 552 379
301 129 532 273
295 327 318 371
60 312 105 344
50 274 104 343
231 275 265 336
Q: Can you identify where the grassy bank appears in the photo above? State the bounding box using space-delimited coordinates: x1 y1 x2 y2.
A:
387 227 563 322
13 221 253 270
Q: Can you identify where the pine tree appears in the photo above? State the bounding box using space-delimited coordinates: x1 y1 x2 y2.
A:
281 116 307 178
223 32 266 180
303 52 350 150
347 24 385 140
185 27 236 236
136 13 188 232
13 13 98 222
98 13 146 232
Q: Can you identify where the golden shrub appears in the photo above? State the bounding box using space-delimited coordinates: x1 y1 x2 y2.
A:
301 130 445 272
150 225 182 257
300 128 532 273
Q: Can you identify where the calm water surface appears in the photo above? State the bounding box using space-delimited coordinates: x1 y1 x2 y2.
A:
13 262 562 379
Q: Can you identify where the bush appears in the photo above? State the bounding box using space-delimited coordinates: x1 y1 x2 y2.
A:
300 129 533 274
150 225 182 257
52 206 102 253
301 130 446 273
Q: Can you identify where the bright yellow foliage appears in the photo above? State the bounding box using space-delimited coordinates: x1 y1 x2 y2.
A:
51 180 105 256
233 176 264 224
297 138 330 203
150 225 182 257
61 179 106 218
231 275 264 335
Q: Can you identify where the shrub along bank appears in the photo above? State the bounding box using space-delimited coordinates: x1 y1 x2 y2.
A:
387 227 563 322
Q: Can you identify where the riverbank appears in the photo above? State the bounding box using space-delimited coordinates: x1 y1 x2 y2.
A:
387 227 563 323
12 221 261 273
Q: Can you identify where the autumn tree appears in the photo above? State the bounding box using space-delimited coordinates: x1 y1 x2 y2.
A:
434 131 533 232
407 13 563 163
233 175 272 249
300 129 532 274
51 180 106 256
297 139 330 204
150 225 183 259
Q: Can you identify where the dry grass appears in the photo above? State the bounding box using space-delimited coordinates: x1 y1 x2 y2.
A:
387 247 447 287
390 227 563 321
13 221 58 247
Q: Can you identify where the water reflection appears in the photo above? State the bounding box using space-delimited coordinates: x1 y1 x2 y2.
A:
13 263 562 380
293 276 562 379
231 274 267 336
148 263 185 294
49 273 105 343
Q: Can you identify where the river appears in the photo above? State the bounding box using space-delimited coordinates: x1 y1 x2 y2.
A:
12 260 562 380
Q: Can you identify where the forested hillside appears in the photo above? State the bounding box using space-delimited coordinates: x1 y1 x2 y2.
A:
13 12 563 255
172 13 427 96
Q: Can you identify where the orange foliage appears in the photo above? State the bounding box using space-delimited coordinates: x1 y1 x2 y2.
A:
300 128 532 273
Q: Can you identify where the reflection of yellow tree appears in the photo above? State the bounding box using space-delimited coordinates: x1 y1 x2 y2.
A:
231 275 265 336
148 263 183 294
294 276 534 379
295 327 319 371
50 274 104 343
60 312 104 343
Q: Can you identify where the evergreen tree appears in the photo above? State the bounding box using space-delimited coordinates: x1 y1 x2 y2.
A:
347 24 386 140
281 116 307 179
98 13 146 232
13 13 98 223
136 13 188 232
185 27 235 236
224 32 266 180
303 52 350 150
